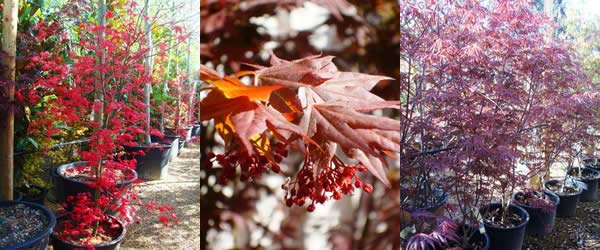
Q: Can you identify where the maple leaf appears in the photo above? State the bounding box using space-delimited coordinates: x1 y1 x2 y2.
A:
255 52 338 88
199 90 257 122
230 104 313 155
305 103 400 186
312 72 393 103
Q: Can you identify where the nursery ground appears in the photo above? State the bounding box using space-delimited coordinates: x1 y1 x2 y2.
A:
524 198 600 249
121 143 201 249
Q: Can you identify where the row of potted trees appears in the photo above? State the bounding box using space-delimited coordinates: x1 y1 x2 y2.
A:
401 1 600 250
1 0 198 249
401 156 600 250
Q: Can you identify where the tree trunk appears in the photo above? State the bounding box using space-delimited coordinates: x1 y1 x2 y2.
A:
160 2 175 134
143 0 152 144
93 0 106 128
0 0 18 200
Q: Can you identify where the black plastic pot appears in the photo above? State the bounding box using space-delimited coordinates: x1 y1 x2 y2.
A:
51 215 126 250
582 158 600 187
183 126 193 147
151 135 179 161
544 179 582 217
512 190 559 236
15 185 48 205
123 143 172 180
400 188 448 214
54 161 138 203
567 167 600 201
479 203 529 250
0 200 57 250
192 124 200 137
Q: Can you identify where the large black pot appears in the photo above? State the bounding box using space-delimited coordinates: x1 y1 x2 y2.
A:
123 143 172 180
544 179 583 217
512 190 559 236
479 203 529 250
400 188 448 214
183 126 193 147
151 135 179 161
567 167 600 201
0 200 57 250
191 124 200 137
15 185 48 205
51 215 126 250
583 158 600 187
54 161 138 203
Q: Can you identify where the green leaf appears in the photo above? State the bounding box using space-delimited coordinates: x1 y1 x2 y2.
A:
20 5 32 23
400 225 415 239
26 137 39 149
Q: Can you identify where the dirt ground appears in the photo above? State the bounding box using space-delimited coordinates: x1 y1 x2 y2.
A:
120 143 200 249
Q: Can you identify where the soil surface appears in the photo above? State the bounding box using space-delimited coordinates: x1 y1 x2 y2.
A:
0 203 49 248
524 198 600 249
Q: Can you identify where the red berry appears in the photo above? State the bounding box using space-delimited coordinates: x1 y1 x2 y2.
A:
207 152 215 159
307 204 315 212
333 191 341 200
362 183 373 193
271 164 281 173
285 199 293 207
354 180 363 188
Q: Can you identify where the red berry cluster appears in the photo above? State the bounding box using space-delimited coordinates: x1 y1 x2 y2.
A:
203 142 288 184
283 155 373 212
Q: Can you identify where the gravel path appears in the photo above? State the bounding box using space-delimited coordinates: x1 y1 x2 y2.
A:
121 143 200 250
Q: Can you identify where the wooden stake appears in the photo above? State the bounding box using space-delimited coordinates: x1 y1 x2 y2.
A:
0 0 19 200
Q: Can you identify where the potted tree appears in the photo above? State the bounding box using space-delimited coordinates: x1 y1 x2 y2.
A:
401 211 489 250
544 163 584 218
27 1 179 248
512 183 559 236
566 165 600 202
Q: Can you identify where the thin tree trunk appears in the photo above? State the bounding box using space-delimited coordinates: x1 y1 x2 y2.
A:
143 0 152 144
160 2 175 134
93 0 106 128
0 0 18 201
175 49 181 131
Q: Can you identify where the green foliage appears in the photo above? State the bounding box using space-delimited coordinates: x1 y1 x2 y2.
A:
563 11 600 83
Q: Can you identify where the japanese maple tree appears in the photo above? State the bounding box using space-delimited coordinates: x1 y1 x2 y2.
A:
25 0 179 246
400 0 597 229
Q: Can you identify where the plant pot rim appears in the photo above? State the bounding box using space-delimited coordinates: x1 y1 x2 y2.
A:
400 188 448 212
56 161 138 186
567 167 600 181
152 134 180 139
512 190 560 209
544 179 583 197
51 214 126 248
0 200 57 249
124 142 173 150
479 203 530 230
